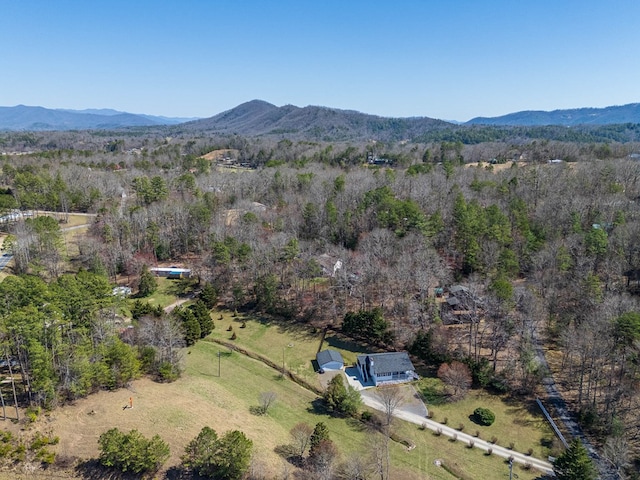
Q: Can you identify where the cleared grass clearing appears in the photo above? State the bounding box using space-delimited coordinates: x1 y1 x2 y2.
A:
205 315 546 479
209 313 371 387
209 312 324 387
417 377 556 459
128 277 180 309
8 316 549 480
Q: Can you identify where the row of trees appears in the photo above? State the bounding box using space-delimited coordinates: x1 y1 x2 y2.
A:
98 426 252 479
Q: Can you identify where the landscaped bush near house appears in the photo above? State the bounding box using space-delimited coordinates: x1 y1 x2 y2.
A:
473 407 496 426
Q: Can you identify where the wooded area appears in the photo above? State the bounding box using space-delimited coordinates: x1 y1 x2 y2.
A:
1 128 640 476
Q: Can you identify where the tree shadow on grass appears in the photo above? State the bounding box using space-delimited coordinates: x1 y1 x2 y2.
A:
307 398 329 416
419 384 448 406
75 459 139 480
345 416 368 433
165 466 191 480
274 444 304 468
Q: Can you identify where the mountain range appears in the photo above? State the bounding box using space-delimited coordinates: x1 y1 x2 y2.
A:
466 103 640 126
1 102 639 138
0 105 195 131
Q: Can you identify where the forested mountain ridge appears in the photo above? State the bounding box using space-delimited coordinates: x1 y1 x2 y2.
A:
4 101 640 144
179 100 640 143
467 102 640 126
0 105 192 131
178 99 453 141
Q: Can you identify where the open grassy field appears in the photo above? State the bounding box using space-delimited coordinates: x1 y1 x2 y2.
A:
0 311 550 479
128 277 182 309
18 338 543 480
418 377 558 459
209 312 371 389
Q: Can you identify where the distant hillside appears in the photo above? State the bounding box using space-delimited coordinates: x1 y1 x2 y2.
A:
179 100 453 141
0 105 193 131
466 103 640 126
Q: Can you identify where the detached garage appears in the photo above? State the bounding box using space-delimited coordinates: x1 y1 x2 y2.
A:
316 349 344 371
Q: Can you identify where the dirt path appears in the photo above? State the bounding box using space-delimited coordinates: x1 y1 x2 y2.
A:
533 326 617 479
163 295 194 313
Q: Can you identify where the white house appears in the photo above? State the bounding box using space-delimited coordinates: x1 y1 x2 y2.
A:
149 267 191 279
316 349 344 371
356 352 417 386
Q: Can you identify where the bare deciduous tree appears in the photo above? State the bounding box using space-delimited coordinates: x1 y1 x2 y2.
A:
437 361 472 400
259 391 277 415
289 422 313 459
375 386 406 480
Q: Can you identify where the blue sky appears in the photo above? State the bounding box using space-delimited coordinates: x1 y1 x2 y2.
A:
2 0 638 121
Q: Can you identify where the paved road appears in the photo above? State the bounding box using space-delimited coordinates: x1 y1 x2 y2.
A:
342 370 554 475
359 388 555 475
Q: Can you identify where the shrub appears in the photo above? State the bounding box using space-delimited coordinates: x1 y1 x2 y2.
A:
527 447 534 456
473 407 496 426
475 430 481 438
419 423 427 431
508 442 515 450
230 331 237 340
25 406 41 423
457 423 465 431
467 439 474 448
486 447 493 456
490 436 498 444
442 417 448 425
450 433 457 442
435 427 443 436
98 428 169 474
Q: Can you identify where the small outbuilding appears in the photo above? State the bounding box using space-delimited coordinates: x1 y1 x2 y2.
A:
316 349 344 371
150 267 191 279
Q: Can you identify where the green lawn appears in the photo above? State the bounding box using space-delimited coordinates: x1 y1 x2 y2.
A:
416 377 558 459
128 277 181 309
203 315 548 479
209 312 325 386
189 340 542 480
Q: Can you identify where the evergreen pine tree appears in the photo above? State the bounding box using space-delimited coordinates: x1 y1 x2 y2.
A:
138 266 158 298
553 438 597 480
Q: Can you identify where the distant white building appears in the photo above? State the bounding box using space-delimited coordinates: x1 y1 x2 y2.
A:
150 267 191 279
112 286 132 297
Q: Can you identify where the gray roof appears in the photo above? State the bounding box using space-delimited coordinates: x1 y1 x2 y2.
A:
449 285 469 295
316 349 344 367
446 296 461 307
357 352 415 374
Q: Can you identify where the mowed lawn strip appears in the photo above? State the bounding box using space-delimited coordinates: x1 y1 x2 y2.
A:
204 316 544 479
391 419 542 480
418 377 556 459
209 313 370 387
209 313 325 386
